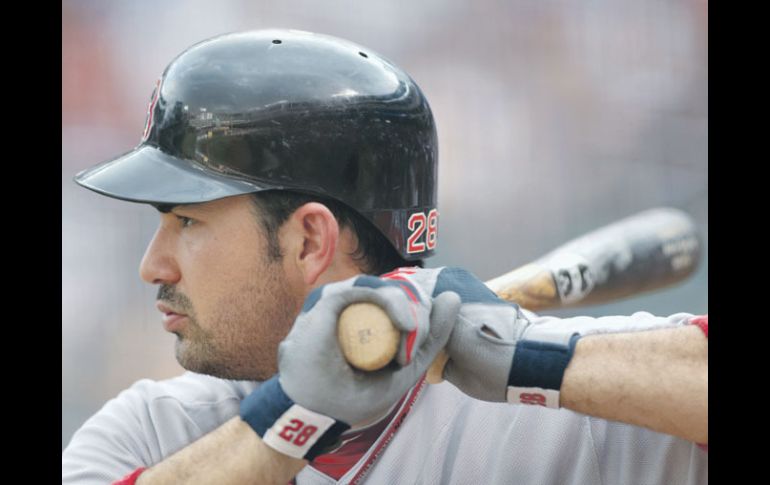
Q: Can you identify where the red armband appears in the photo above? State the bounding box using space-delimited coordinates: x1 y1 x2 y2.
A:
690 315 708 338
112 467 146 485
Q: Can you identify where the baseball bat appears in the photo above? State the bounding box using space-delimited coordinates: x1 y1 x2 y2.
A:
337 207 701 378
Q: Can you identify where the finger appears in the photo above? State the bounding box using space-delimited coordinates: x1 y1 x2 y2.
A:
419 291 461 359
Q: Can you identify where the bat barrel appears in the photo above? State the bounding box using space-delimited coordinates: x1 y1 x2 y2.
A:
538 207 701 307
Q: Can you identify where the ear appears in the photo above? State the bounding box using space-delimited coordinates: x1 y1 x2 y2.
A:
282 202 340 285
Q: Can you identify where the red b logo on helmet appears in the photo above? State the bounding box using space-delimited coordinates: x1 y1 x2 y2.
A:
141 78 162 142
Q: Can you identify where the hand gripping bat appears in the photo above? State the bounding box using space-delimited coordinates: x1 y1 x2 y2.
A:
336 207 702 381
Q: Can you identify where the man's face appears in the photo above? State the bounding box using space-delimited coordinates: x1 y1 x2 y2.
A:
139 194 302 380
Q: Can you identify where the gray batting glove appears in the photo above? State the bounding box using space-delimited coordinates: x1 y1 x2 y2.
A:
240 273 460 460
437 268 696 408
279 274 461 424
378 267 579 408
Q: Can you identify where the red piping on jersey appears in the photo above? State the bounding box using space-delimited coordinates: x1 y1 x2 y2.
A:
348 376 428 484
112 467 146 485
690 315 708 338
380 267 418 279
307 376 427 481
309 391 409 480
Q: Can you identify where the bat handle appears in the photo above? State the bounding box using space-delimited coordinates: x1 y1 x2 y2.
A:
338 302 449 383
336 264 551 378
425 349 449 384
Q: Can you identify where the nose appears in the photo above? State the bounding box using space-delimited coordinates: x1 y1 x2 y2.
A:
139 225 181 285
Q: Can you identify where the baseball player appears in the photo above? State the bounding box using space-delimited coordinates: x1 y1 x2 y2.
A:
62 30 707 484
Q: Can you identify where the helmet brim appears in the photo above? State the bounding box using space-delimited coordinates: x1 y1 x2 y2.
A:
73 145 270 206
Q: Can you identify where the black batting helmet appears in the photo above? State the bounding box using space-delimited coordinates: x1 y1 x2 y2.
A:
74 29 439 260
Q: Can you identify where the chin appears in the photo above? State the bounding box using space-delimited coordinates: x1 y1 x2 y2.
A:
174 337 279 380
177 351 274 381
205 367 274 381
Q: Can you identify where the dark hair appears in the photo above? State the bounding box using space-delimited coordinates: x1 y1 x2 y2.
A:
249 191 422 275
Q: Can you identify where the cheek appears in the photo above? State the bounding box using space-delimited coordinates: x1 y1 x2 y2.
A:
189 249 281 321
207 264 299 352
192 260 263 322
177 220 295 332
186 226 266 283
176 240 249 317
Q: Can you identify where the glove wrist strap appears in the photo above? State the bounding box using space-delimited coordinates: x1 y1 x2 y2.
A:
506 333 581 409
240 375 350 460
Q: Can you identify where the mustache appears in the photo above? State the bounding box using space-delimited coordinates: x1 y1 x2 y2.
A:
157 285 194 314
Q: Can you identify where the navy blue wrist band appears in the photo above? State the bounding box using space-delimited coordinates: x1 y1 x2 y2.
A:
505 333 581 408
240 375 350 460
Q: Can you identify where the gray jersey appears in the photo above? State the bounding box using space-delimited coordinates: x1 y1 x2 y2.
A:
62 312 707 484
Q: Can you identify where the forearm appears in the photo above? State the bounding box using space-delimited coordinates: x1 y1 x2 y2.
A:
560 325 707 444
136 417 307 485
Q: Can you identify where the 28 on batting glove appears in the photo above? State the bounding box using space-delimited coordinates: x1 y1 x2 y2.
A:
239 273 461 460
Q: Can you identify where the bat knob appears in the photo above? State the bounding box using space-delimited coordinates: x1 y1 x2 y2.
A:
338 303 400 371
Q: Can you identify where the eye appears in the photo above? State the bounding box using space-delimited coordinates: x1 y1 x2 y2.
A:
176 215 196 228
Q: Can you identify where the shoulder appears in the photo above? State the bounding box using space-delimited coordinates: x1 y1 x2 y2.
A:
127 371 259 408
103 371 260 438
84 371 260 443
63 372 260 485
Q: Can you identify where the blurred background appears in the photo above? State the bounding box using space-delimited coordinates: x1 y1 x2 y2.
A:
62 0 708 449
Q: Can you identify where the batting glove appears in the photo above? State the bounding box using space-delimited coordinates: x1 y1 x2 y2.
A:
239 273 461 460
435 267 699 407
